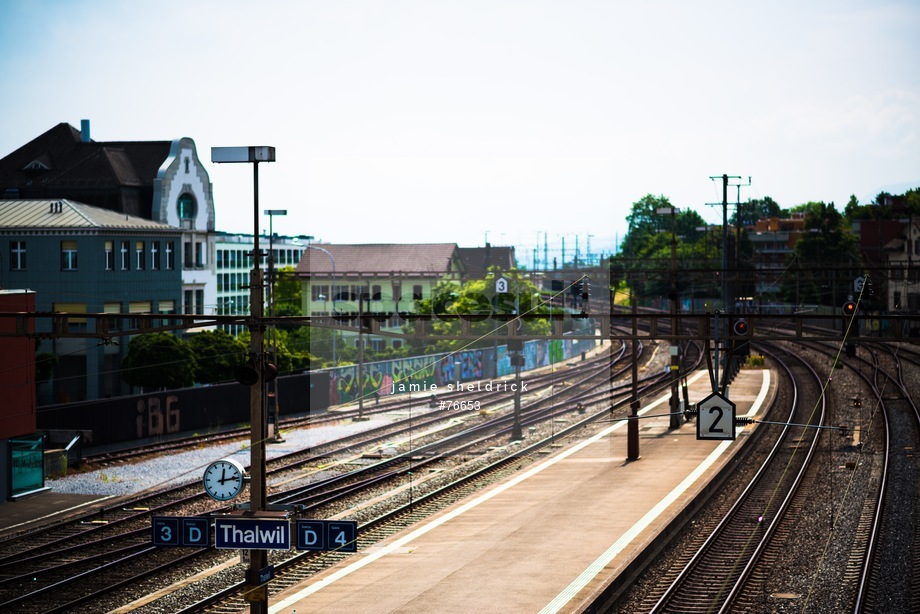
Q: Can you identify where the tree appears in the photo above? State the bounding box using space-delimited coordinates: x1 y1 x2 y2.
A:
618 194 674 261
406 270 551 354
187 329 247 384
731 196 785 226
906 187 920 215
781 201 862 306
121 332 196 390
613 195 718 304
272 266 302 330
35 343 58 385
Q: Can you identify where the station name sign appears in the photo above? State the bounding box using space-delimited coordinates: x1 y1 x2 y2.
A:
152 516 358 553
216 517 290 550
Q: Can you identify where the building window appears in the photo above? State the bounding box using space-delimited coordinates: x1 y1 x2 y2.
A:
104 241 114 271
104 302 121 331
195 289 205 315
392 282 402 301
184 290 193 314
371 284 382 300
165 241 174 270
151 241 160 270
10 241 26 270
195 241 204 268
120 241 130 270
135 241 145 270
184 242 193 269
311 285 330 301
53 302 87 330
177 193 197 220
333 285 350 301
61 240 78 271
413 284 423 300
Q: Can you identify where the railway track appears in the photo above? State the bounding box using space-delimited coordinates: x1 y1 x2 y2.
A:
611 333 920 612
0 337 696 612
642 344 825 612
79 340 626 467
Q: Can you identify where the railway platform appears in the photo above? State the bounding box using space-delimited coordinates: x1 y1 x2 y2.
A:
0 491 109 536
266 366 775 614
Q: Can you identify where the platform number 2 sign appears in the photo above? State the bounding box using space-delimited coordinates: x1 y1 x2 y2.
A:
696 392 736 441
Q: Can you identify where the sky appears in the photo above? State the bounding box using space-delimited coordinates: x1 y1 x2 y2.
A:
1 0 918 269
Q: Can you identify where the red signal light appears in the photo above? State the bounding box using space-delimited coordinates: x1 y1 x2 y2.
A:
843 301 857 316
732 319 749 336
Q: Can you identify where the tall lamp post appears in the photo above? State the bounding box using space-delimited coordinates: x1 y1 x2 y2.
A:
211 145 275 614
264 209 287 442
656 206 682 429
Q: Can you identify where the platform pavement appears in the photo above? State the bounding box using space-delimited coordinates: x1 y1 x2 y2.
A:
0 490 112 536
266 366 775 614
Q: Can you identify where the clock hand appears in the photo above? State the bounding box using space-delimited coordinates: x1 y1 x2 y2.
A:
219 467 227 485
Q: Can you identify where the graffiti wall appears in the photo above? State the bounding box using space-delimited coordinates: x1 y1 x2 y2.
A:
326 338 594 404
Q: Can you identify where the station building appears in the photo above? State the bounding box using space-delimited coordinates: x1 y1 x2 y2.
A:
0 120 217 319
0 199 183 403
215 231 305 336
295 243 517 352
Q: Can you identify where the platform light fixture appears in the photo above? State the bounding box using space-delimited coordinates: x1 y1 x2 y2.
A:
211 146 276 163
264 208 287 443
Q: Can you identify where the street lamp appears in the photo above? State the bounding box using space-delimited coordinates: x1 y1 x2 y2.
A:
264 209 287 443
656 206 682 429
211 145 275 614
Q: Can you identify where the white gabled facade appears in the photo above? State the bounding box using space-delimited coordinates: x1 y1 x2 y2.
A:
151 138 217 317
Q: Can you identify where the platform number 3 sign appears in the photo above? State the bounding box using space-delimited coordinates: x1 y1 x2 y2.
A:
696 391 736 441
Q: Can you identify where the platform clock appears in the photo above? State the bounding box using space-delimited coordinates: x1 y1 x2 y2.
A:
202 458 246 501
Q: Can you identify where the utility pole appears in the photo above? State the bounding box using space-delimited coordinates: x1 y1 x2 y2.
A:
708 174 750 393
628 296 640 460
669 210 681 429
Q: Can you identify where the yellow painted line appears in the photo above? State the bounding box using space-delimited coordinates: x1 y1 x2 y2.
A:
109 556 242 613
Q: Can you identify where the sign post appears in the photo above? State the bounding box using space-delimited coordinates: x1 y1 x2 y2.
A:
696 391 736 440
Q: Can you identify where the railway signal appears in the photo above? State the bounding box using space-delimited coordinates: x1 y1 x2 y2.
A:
732 318 750 357
732 318 749 336
843 300 857 316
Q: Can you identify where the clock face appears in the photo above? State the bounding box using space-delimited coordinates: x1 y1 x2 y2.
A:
203 458 245 501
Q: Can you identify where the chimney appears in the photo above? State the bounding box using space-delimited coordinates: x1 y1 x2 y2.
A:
80 119 91 142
